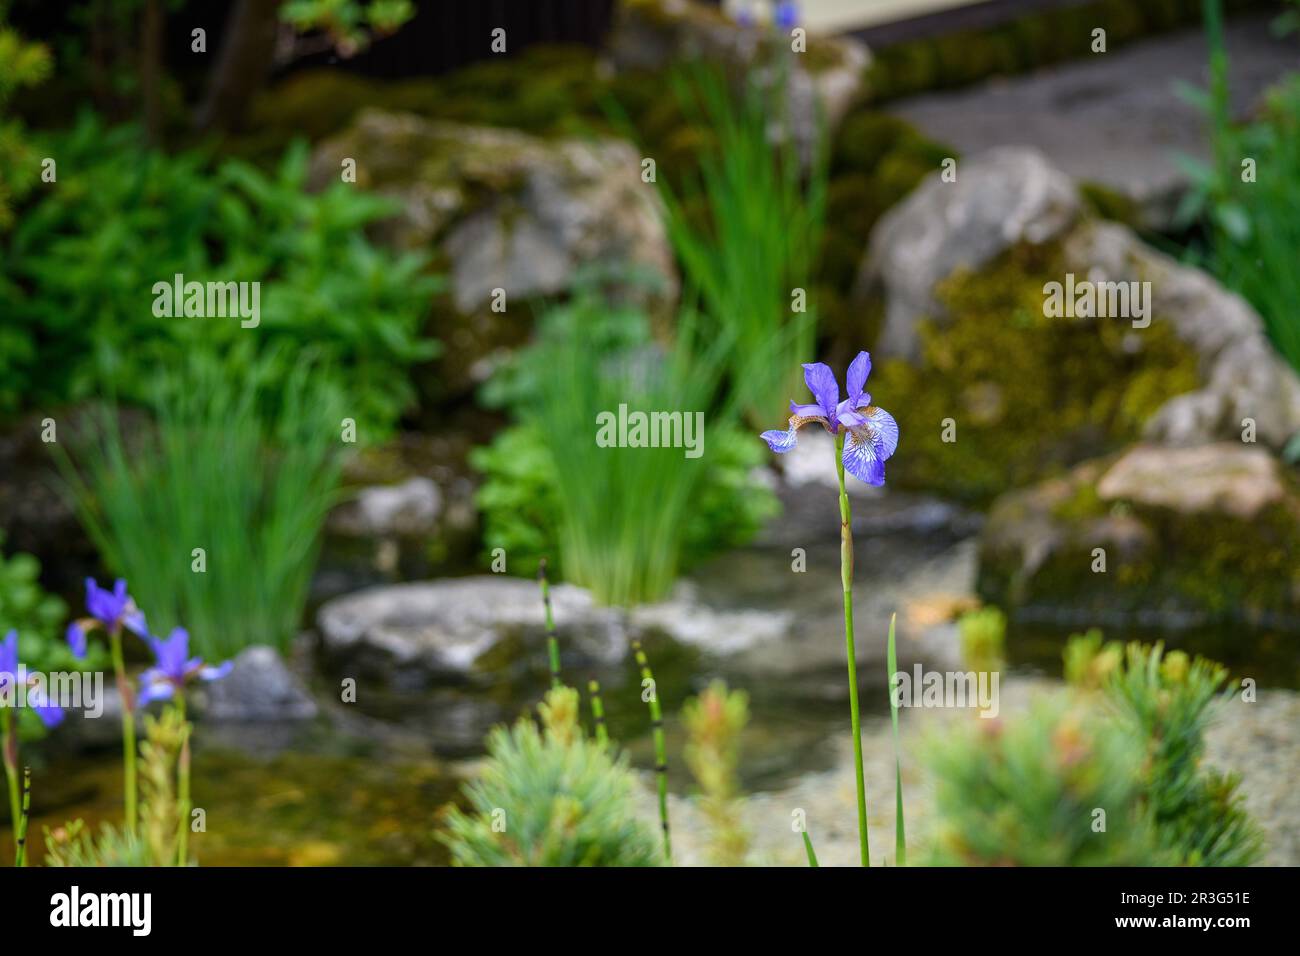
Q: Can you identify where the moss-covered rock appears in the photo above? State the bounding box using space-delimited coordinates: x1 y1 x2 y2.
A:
309 109 676 398
869 241 1201 505
856 147 1300 504
978 443 1300 627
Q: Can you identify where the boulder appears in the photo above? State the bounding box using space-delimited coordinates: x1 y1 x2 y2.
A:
978 442 1300 628
310 111 677 394
853 147 1300 504
328 477 441 539
316 577 629 684
199 645 319 723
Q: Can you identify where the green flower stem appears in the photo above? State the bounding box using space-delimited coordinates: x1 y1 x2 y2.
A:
887 612 906 866
2 710 19 854
15 766 30 867
538 559 562 688
835 431 870 867
587 679 608 745
632 639 671 863
109 629 138 835
176 695 191 866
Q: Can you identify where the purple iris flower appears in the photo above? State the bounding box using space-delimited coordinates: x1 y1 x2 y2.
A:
760 351 900 485
774 0 799 30
1 629 64 728
137 628 232 705
83 578 148 638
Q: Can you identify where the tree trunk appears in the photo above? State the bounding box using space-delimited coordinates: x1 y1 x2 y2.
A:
139 0 164 144
196 0 284 133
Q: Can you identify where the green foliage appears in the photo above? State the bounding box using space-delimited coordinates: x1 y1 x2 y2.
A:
0 115 438 426
44 706 190 867
1185 4 1300 374
872 242 1201 505
682 680 750 866
0 538 108 740
655 64 827 422
282 0 415 58
1102 642 1263 866
930 638 1264 866
0 5 51 231
439 687 662 867
57 345 346 660
473 293 777 605
925 697 1166 865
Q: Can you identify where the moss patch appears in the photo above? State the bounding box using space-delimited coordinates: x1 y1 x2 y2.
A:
871 241 1202 506
978 458 1300 625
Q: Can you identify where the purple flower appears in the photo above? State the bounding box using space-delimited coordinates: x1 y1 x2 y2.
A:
83 578 148 639
760 351 899 485
66 621 87 659
774 1 799 30
137 628 232 705
1 629 64 728
0 629 16 694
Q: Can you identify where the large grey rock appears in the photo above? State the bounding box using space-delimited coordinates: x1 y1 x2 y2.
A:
316 577 629 681
328 477 441 539
1063 221 1300 449
856 147 1082 362
310 110 676 309
200 645 319 722
857 146 1300 452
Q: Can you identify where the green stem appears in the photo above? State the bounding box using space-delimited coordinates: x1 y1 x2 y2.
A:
801 829 820 867
110 629 138 835
887 612 906 866
587 679 608 745
2 710 19 856
176 695 191 866
15 766 30 867
538 559 562 688
632 639 671 863
835 431 870 867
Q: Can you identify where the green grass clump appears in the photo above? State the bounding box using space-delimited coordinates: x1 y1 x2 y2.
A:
58 345 346 660
439 687 662 867
1190 2 1300 377
473 292 776 606
656 64 827 423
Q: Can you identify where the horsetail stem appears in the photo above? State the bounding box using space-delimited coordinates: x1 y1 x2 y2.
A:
537 558 562 688
632 639 671 862
587 679 608 745
15 766 30 867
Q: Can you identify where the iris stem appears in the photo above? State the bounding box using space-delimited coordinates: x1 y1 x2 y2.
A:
110 629 138 836
2 710 19 855
176 695 191 866
835 431 870 866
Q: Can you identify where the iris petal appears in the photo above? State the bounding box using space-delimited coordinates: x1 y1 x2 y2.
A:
843 427 887 485
845 351 872 404
801 362 840 420
859 406 899 461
